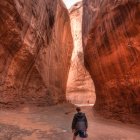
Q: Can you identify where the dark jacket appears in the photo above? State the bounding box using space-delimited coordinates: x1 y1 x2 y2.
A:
72 112 88 130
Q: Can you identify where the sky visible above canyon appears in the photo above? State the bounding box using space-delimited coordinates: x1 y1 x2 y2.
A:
63 0 81 8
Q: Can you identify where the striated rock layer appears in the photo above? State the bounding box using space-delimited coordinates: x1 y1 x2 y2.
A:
83 0 140 122
66 2 96 104
0 0 73 107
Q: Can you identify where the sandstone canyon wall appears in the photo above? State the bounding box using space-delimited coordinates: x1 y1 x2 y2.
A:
66 2 96 104
83 0 140 122
0 0 73 107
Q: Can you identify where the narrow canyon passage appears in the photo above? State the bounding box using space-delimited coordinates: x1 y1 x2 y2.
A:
66 1 96 105
0 0 140 139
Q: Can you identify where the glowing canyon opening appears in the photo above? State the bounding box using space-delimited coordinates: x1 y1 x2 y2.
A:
66 1 96 106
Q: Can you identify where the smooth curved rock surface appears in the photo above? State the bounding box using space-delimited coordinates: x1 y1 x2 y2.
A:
66 2 96 104
0 0 73 107
83 0 140 122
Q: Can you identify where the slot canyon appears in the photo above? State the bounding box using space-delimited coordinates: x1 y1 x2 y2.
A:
0 0 140 140
66 1 96 105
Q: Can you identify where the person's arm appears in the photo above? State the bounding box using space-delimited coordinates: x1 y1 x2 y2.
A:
85 114 88 129
71 114 77 131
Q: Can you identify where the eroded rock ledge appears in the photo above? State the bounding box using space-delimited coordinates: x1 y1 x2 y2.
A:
83 0 140 123
0 0 73 107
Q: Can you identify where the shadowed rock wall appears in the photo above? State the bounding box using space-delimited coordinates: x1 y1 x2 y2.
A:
83 0 140 122
0 0 73 107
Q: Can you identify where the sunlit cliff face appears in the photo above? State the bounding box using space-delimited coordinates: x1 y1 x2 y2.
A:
83 0 140 122
0 0 73 107
66 2 96 105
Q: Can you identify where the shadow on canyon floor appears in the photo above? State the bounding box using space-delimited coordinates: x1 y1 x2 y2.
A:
0 103 140 140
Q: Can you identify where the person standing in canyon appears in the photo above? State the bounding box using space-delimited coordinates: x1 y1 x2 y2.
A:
72 107 88 140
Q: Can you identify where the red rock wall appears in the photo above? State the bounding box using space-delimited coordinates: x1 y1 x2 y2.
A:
66 2 96 104
0 0 73 107
83 0 140 122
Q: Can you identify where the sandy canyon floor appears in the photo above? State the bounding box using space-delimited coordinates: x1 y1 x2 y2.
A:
0 103 139 140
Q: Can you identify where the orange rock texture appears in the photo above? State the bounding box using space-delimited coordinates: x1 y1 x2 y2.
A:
66 2 96 104
83 0 140 122
0 0 73 107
